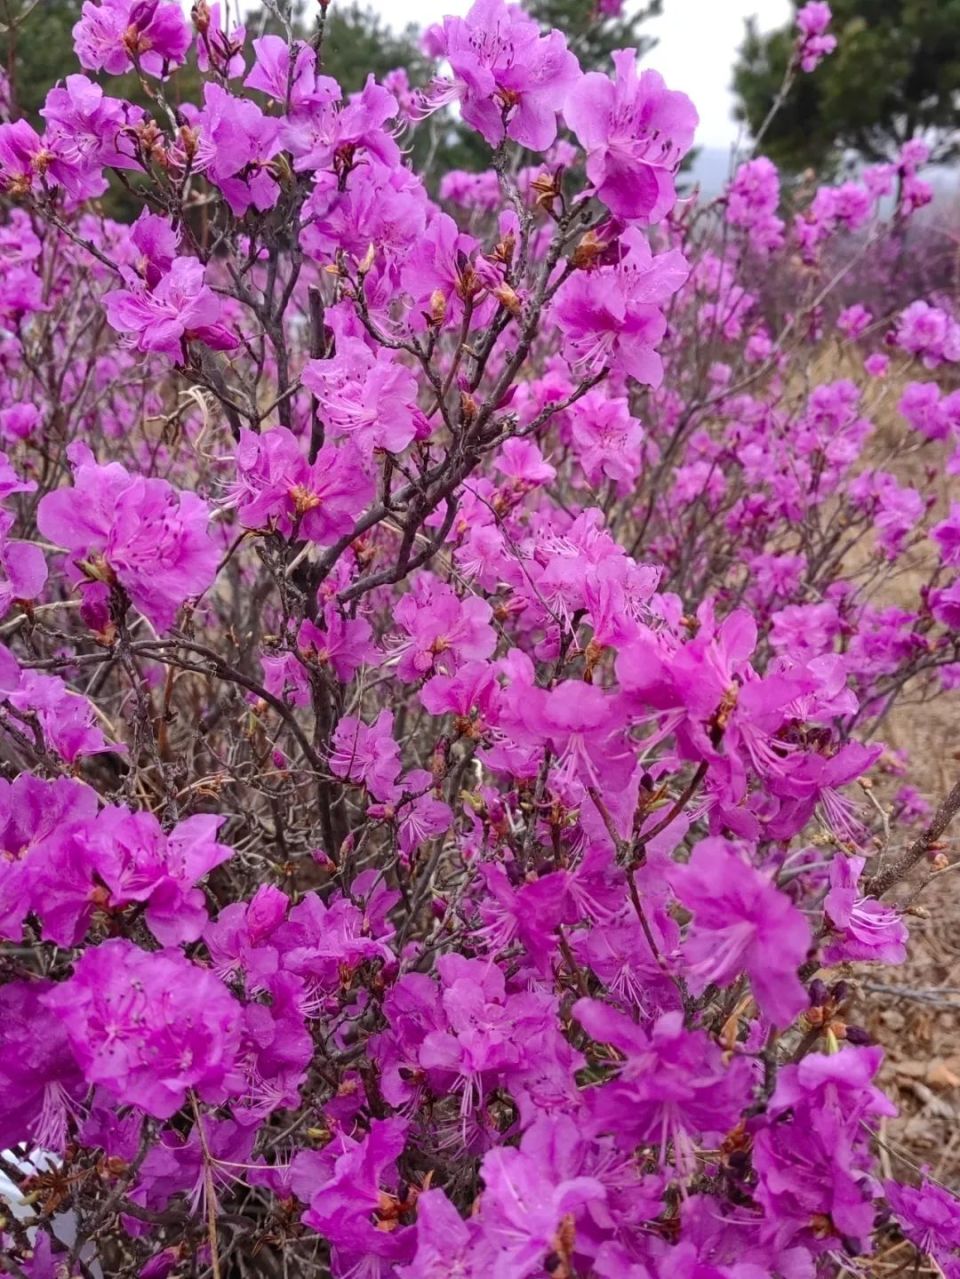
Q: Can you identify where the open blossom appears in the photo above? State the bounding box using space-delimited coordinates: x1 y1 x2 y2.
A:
233 427 373 546
574 1000 752 1170
727 157 785 254
417 0 581 152
40 75 143 201
194 83 281 217
37 450 219 631
103 256 238 362
329 710 403 800
552 232 689 386
90 810 233 946
296 1118 413 1273
43 939 243 1119
284 75 401 174
0 981 87 1153
0 508 47 613
894 301 960 368
0 774 99 943
932 502 960 567
754 1047 894 1251
390 572 497 680
565 52 698 223
296 604 376 685
0 119 64 197
74 0 191 78
303 335 422 455
672 837 811 1025
823 853 908 965
21 808 228 951
478 1142 606 1276
244 35 337 112
569 388 645 492
0 645 114 765
887 1177 960 1274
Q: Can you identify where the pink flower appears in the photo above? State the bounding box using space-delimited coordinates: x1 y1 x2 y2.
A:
0 119 60 196
90 809 232 947
838 303 872 339
0 647 115 765
726 158 785 254
297 604 375 684
795 2 837 72
569 389 645 492
390 572 496 681
0 775 99 943
40 75 143 200
285 76 401 174
932 503 960 567
37 450 219 631
551 232 689 387
417 0 581 153
895 301 960 368
823 854 908 965
478 1142 605 1276
329 710 403 801
494 438 555 486
74 0 191 78
43 939 243 1119
673 838 811 1026
0 508 47 614
194 1 245 78
899 381 950 440
303 335 421 456
0 981 87 1153
565 52 697 223
886 1177 960 1273
103 256 239 363
233 427 374 546
0 403 40 441
244 35 337 113
195 83 281 217
574 1000 752 1169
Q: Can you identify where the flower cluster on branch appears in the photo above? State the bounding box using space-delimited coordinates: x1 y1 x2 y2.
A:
0 1 958 1277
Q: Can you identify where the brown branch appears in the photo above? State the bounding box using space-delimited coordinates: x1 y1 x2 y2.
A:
866 777 960 899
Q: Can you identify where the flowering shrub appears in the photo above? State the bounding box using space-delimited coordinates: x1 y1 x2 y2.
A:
0 1 959 1276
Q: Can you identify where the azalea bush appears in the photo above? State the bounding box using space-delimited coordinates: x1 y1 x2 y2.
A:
2 1 960 1276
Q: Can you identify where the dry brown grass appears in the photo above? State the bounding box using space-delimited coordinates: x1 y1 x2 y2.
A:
802 346 960 1197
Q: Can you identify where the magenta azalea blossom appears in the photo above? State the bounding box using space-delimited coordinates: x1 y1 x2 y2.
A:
103 256 238 362
552 234 689 386
303 335 421 456
0 980 87 1153
565 52 698 222
37 451 220 630
673 838 811 1026
417 0 581 152
44 939 243 1119
823 853 908 965
74 0 191 78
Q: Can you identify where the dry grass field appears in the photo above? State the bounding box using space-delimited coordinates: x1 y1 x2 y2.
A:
803 346 960 1216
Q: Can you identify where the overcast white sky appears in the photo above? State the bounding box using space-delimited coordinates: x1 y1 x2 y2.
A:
371 0 792 148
